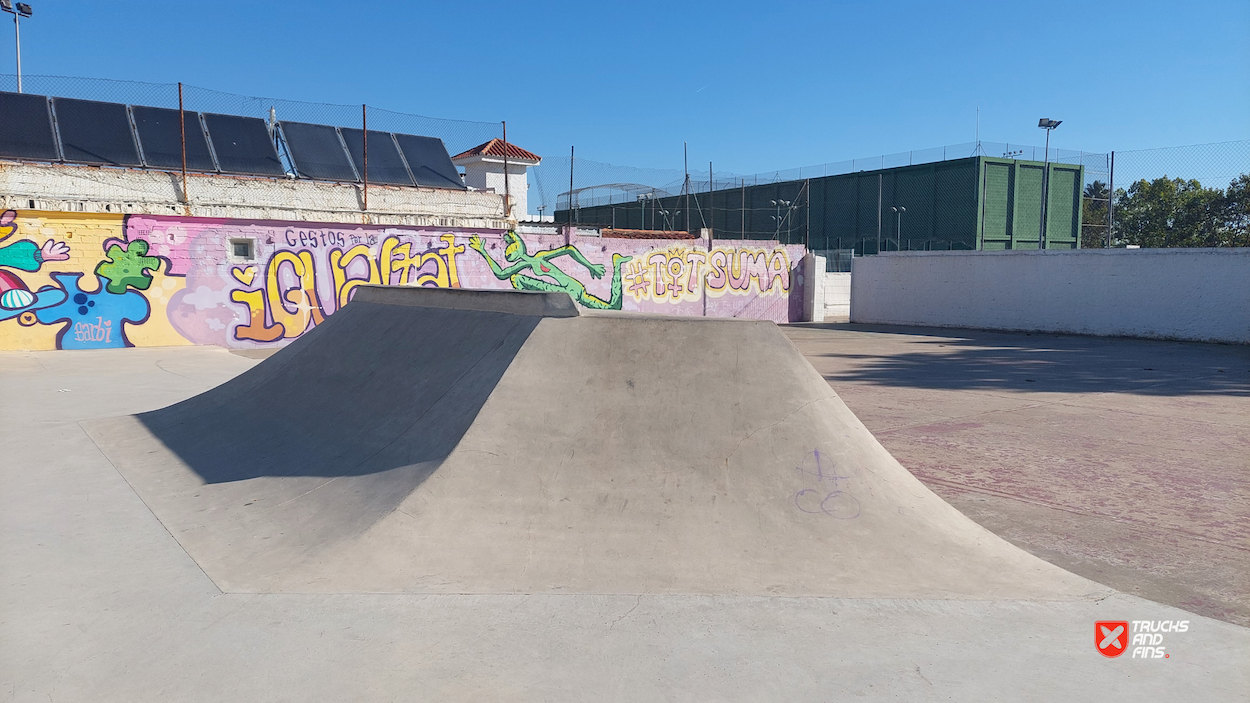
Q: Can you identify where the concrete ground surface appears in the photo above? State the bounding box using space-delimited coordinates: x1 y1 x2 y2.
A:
786 323 1250 627
2 311 1248 701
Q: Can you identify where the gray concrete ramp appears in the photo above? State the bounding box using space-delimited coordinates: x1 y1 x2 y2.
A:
87 286 1100 599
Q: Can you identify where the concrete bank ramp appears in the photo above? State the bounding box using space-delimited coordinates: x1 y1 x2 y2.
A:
85 286 1101 599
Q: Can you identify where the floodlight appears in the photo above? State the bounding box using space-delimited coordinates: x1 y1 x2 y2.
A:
0 1 13 13
16 2 31 16
1035 118 1062 249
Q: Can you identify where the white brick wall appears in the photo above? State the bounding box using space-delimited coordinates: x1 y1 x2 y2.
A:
0 160 506 228
823 272 851 320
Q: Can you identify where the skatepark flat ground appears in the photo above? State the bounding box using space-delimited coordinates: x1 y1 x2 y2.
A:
2 314 1248 701
785 323 1250 628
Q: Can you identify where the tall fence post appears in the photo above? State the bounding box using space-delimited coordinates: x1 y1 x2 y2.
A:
1107 151 1115 248
361 104 368 214
741 179 746 239
502 121 512 221
178 82 188 206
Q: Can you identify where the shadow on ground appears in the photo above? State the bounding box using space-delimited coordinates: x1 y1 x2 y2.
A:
136 303 539 484
791 323 1250 397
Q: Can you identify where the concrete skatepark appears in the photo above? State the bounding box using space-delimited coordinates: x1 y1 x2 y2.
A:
2 287 1248 701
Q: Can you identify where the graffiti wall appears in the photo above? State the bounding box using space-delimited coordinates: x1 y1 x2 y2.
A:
0 210 806 351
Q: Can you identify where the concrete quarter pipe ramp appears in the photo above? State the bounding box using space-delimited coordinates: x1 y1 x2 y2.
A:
86 285 1098 599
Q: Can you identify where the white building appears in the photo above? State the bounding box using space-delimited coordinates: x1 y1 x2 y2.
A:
451 139 541 220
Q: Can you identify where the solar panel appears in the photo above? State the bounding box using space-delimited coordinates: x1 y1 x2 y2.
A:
394 134 465 190
131 106 217 172
279 122 358 182
0 91 59 161
202 113 286 177
52 97 142 167
340 128 413 186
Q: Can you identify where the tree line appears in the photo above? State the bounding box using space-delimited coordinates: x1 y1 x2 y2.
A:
1081 173 1249 248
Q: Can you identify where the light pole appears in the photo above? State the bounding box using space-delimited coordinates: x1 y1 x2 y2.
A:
891 206 906 251
1037 118 1062 249
771 199 794 241
1 1 32 93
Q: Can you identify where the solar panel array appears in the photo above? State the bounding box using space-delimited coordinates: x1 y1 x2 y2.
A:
0 90 466 190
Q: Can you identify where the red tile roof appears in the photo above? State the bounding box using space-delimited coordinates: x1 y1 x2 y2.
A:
451 139 541 162
601 228 698 240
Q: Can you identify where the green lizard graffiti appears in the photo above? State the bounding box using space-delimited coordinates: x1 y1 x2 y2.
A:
469 231 631 310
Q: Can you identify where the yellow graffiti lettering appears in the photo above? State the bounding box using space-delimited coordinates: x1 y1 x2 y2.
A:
233 233 467 344
230 288 284 342
330 244 381 308
439 233 465 288
626 245 791 303
266 250 324 338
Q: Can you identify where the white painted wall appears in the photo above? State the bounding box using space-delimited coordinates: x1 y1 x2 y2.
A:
823 272 851 320
801 254 826 321
460 162 532 218
850 249 1250 344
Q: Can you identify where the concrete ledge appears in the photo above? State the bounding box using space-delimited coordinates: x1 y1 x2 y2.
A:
351 285 580 317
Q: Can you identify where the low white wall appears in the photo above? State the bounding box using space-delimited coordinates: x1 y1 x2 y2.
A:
850 248 1250 343
802 253 827 322
823 272 851 320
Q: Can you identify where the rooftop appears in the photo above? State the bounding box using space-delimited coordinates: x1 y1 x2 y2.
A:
451 139 542 164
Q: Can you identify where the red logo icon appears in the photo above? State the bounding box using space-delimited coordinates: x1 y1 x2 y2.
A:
1096 621 1129 657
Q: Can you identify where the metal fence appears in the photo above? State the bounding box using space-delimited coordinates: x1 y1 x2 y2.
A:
546 140 1247 251
534 141 1111 215
1083 140 1250 248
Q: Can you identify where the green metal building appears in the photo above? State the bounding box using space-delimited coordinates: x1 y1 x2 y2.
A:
558 156 1085 253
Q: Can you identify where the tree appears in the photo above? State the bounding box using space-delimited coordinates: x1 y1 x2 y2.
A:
1112 175 1241 248
1081 180 1110 248
1220 174 1250 247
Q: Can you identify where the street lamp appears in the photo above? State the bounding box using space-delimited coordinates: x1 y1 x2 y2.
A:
891 206 906 251
657 209 681 231
1 1 32 93
771 199 796 241
1037 118 1062 249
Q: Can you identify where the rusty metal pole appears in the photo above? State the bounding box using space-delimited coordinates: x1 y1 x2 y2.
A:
708 161 714 248
805 179 811 250
362 104 368 213
741 179 746 239
502 121 510 221
178 82 188 204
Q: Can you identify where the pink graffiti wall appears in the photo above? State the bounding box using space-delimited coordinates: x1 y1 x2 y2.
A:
0 210 806 350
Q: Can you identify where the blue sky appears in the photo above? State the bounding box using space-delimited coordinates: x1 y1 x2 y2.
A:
3 0 1247 176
